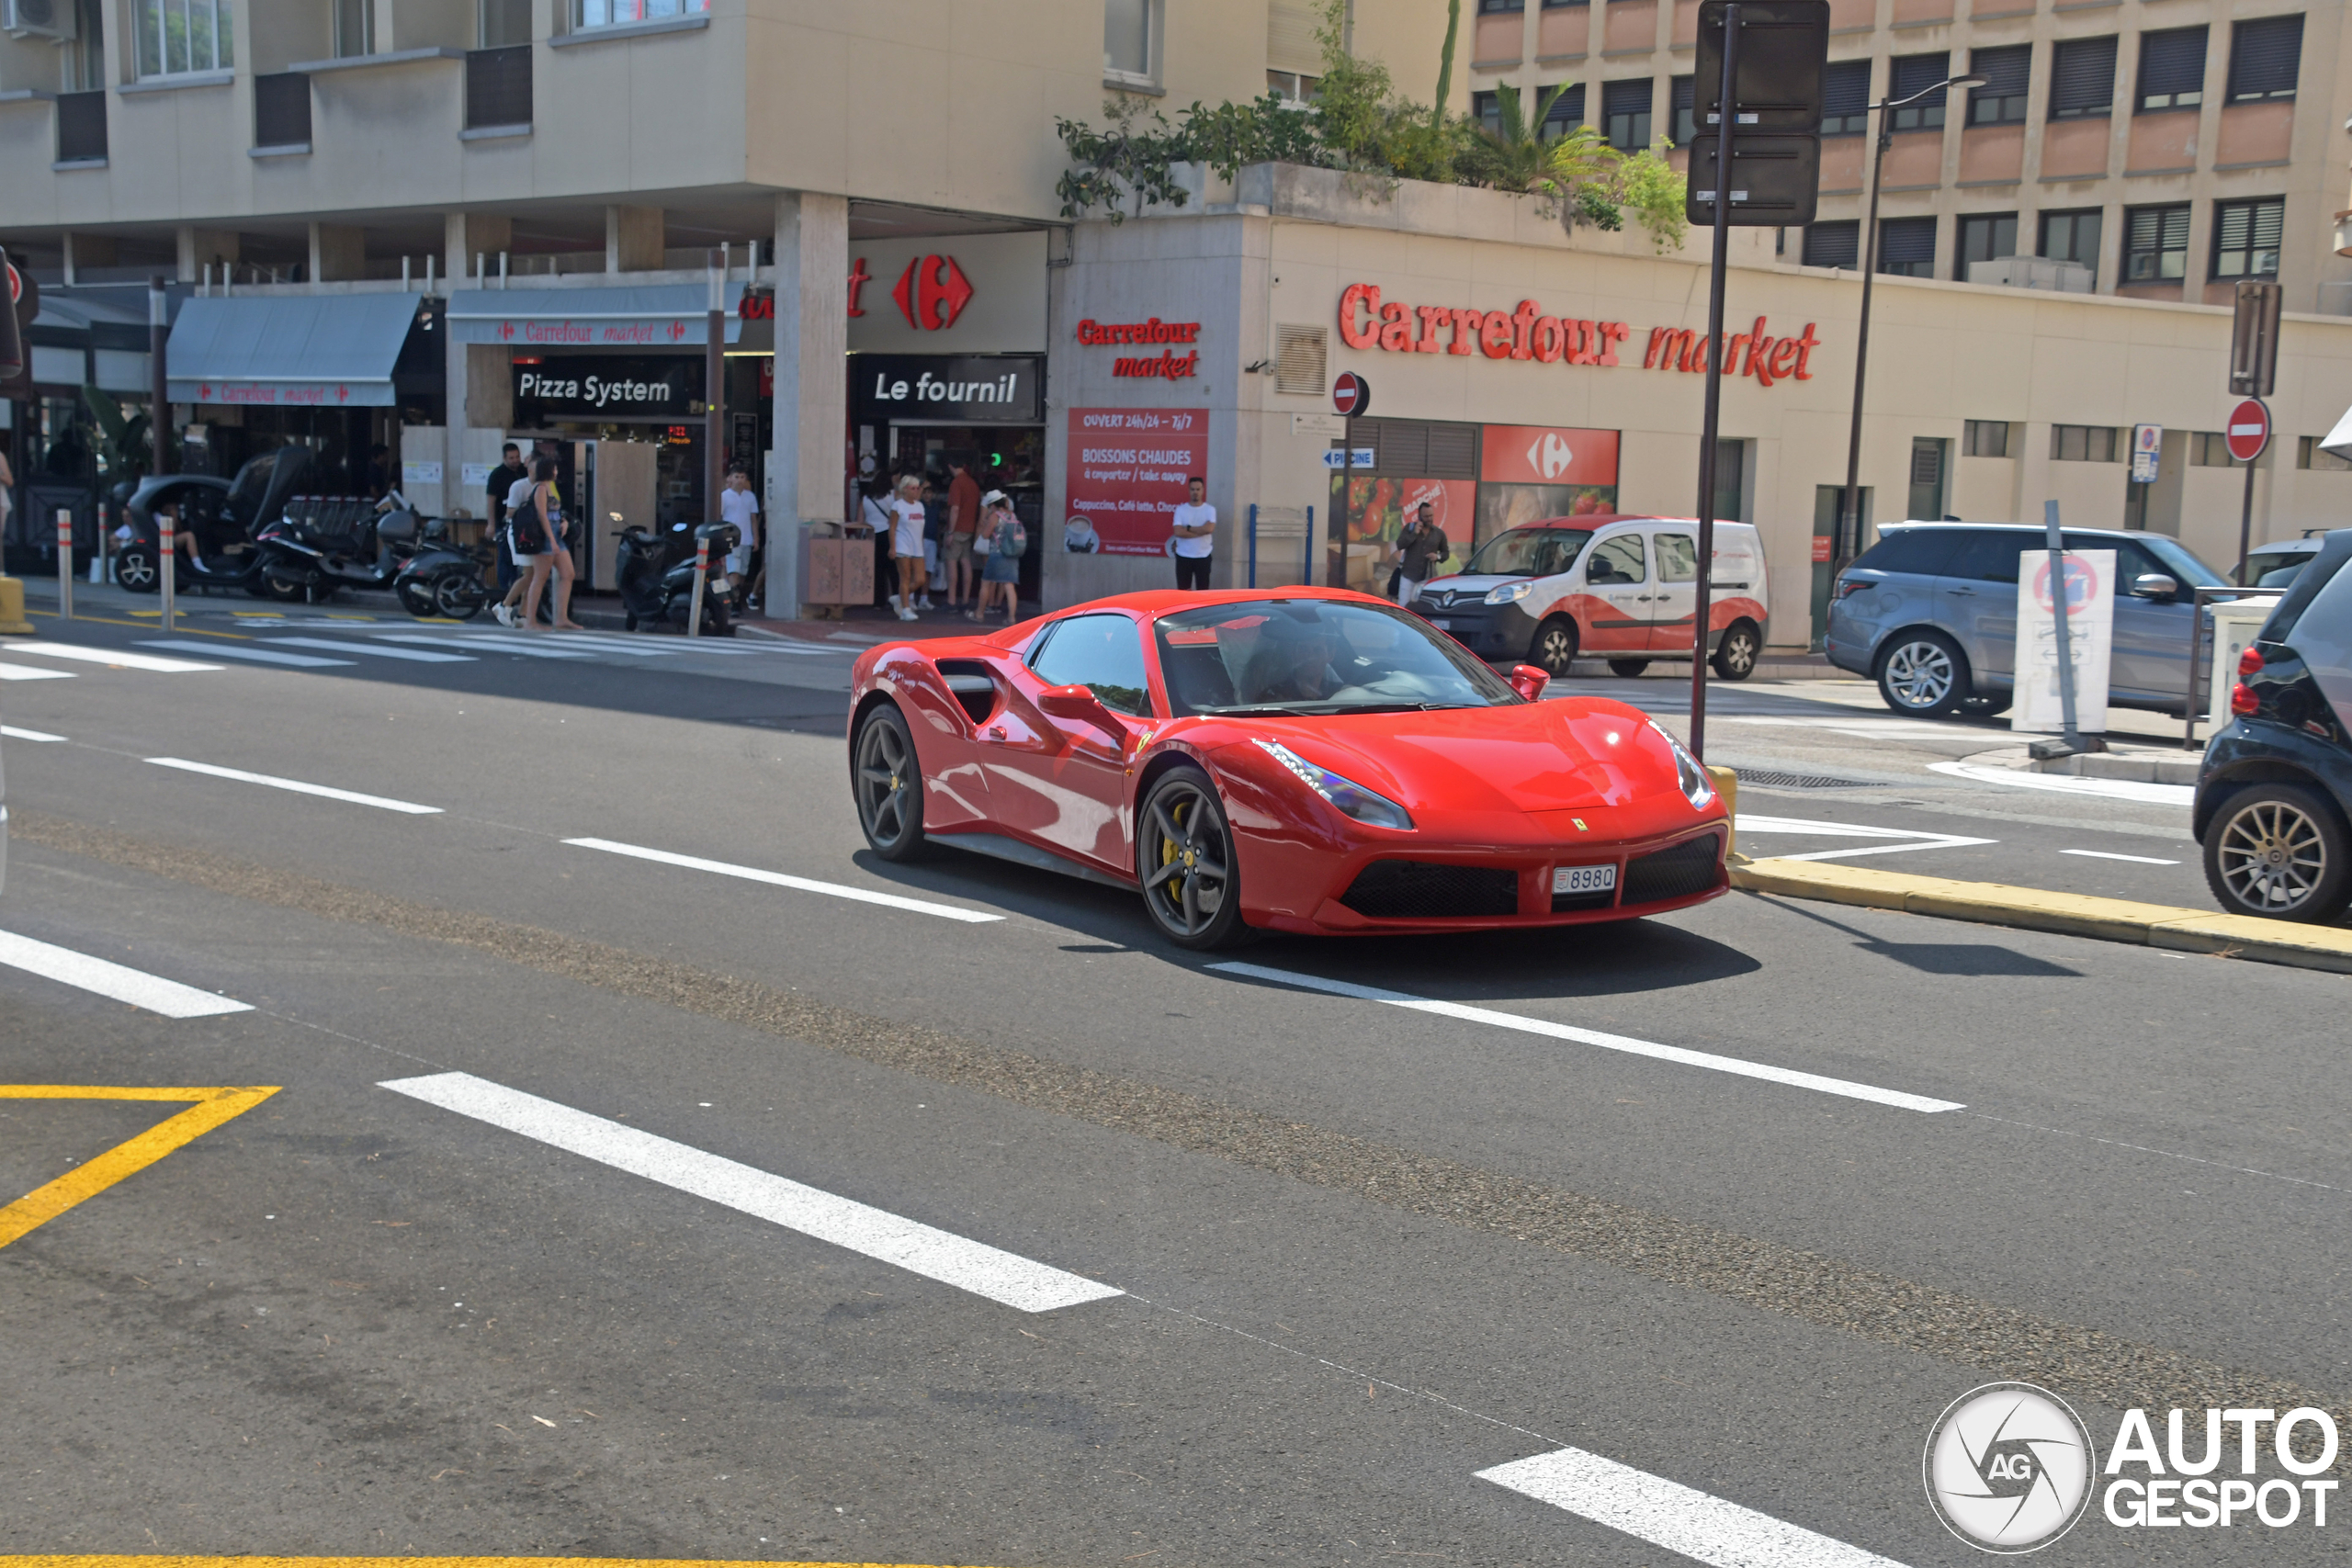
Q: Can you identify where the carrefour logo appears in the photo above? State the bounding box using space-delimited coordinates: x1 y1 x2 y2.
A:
1526 430 1577 480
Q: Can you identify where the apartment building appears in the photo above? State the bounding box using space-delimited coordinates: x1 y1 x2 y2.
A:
1463 0 2352 313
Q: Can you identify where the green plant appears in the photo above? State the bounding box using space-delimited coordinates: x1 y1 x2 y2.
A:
81 385 151 480
1183 92 1326 183
1431 0 1461 135
1459 82 1571 194
1054 99 1193 223
1614 141 1690 253
1532 128 1689 252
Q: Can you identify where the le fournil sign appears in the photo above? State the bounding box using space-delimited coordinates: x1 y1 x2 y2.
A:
1338 283 1821 388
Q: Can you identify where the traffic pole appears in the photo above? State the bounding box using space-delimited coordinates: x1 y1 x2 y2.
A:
160 506 176 634
2236 455 2256 586
687 532 709 639
150 275 173 476
1687 1 1740 763
54 508 73 620
2042 500 2082 753
706 249 725 544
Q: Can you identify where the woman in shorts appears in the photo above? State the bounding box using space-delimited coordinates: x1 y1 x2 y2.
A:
973 491 1021 624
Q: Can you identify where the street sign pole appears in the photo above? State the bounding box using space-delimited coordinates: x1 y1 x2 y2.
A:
54 509 73 620
1687 2 1741 763
2227 281 2280 585
2042 500 2083 753
2225 395 2271 583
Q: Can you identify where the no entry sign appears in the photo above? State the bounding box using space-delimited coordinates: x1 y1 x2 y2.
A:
1332 371 1370 417
2226 398 2271 463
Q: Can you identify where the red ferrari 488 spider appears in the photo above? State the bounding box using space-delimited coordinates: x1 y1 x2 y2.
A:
846 588 1730 948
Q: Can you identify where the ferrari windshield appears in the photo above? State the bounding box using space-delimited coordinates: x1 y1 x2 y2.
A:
1156 599 1522 716
1463 526 1593 579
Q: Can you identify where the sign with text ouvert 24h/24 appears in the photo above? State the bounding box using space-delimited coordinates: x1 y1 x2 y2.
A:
1066 409 1209 557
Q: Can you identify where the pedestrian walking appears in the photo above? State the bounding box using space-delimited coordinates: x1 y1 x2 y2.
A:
486 442 527 626
918 479 944 611
718 465 760 612
971 490 1024 624
888 475 927 621
944 457 982 611
509 456 583 632
1392 501 1450 606
1171 476 1216 591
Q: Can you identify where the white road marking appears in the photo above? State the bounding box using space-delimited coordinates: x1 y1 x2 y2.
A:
371 632 596 660
379 1071 1121 1313
0 662 76 682
2 640 221 672
266 637 476 663
145 757 443 815
139 639 353 668
1477 1447 1907 1568
1719 715 1973 741
0 930 252 1018
1208 963 1962 1113
1736 812 1996 863
439 630 682 658
1928 760 2194 806
2061 847 2182 865
562 837 1004 922
0 725 66 741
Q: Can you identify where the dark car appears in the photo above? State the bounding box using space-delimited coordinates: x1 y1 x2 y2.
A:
2194 530 2352 922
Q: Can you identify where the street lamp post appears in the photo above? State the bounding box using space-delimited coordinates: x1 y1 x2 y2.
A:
1833 73 1984 581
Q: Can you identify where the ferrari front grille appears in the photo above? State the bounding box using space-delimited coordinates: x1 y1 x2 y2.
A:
1340 861 1521 919
1622 831 1725 906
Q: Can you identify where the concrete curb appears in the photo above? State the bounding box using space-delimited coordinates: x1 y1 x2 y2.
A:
1730 857 2352 976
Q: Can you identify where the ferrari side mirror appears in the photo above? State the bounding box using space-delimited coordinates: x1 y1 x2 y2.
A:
1509 663 1550 702
1038 682 1113 724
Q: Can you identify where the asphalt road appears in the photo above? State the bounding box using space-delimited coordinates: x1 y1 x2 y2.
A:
2 608 2345 1567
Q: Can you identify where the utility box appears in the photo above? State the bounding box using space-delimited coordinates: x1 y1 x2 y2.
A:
1968 256 2094 293
804 521 875 619
2209 599 2281 728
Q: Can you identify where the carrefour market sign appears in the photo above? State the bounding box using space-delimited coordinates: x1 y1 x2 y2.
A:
1337 283 1821 388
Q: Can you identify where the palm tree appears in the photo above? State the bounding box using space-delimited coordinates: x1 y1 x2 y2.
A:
1467 82 1571 193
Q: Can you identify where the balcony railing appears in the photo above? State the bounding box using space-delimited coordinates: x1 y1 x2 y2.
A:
465 45 531 131
55 90 107 164
254 72 312 149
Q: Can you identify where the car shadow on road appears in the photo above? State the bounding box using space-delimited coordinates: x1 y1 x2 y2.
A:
1763 897 2082 977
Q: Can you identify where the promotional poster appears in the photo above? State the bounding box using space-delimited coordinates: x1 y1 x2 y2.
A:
1064 408 1209 557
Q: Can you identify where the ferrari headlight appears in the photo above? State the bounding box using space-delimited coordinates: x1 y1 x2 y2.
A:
1484 581 1535 605
1256 740 1414 830
1649 721 1716 810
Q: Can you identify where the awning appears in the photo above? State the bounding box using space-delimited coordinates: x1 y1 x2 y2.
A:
446 283 744 348
166 293 425 407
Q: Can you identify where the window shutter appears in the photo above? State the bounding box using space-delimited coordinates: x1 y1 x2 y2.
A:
1274 324 1326 397
1425 425 1479 479
2136 28 2206 102
1544 81 1586 131
1602 76 1651 118
1891 51 1950 104
1822 59 1869 117
1267 0 1321 76
1880 216 1937 266
1969 44 2030 99
2227 15 2302 101
2251 197 2285 254
2050 36 2118 117
1803 221 1860 268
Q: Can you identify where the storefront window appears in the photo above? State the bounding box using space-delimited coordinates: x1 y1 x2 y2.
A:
133 0 232 78
574 0 707 27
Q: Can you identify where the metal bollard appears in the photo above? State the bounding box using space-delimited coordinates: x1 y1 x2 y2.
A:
685 533 710 638
160 510 176 634
54 508 72 620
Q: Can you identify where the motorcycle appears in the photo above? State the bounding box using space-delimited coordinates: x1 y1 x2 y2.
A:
388 509 492 621
254 489 463 608
615 513 738 637
117 446 316 598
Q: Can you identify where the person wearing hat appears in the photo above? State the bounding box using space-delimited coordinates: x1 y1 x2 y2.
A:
971 490 1022 624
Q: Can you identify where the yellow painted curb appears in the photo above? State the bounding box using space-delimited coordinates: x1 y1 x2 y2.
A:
1731 857 2352 976
0 576 32 636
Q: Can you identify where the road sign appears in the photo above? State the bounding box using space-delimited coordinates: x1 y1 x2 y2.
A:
1321 448 1376 468
2130 423 2162 483
1682 134 1824 227
2225 398 2270 463
1688 0 1828 228
2229 280 2281 398
1332 371 1370 417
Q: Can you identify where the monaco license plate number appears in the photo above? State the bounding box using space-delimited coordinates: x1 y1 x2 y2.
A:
1553 864 1617 895
1427 617 1452 629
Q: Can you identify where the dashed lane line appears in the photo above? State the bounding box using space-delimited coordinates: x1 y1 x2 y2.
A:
1 726 65 741
0 931 252 1018
138 639 352 668
145 757 443 815
1478 1447 1907 1568
0 662 76 682
2062 848 2182 865
563 837 1005 922
265 637 477 663
1208 962 1964 1113
0 640 220 672
379 1071 1123 1313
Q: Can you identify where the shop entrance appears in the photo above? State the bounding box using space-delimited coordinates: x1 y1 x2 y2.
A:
880 422 1045 607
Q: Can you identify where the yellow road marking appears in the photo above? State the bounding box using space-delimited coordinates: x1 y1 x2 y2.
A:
22 610 253 638
0 1087 279 1250
0 1559 1016 1568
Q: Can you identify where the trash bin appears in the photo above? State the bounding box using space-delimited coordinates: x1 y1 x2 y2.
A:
804 520 876 620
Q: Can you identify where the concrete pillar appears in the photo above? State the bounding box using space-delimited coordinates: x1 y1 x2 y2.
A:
62 232 115 284
442 211 514 515
310 222 366 283
444 210 511 287
176 226 239 284
770 190 849 616
605 205 664 273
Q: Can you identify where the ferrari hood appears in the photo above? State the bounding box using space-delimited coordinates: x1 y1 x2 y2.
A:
1237 700 1680 813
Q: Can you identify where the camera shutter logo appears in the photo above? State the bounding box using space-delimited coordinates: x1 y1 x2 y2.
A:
1924 1382 2097 1552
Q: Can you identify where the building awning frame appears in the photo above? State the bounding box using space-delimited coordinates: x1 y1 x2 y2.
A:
166 293 428 408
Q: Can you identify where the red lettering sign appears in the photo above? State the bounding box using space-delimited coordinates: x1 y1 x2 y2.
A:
1065 408 1209 557
1478 425 1621 487
1075 317 1204 346
1334 284 1815 387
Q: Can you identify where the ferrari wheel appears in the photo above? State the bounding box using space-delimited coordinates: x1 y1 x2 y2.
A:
1607 659 1650 678
1137 768 1250 950
1531 615 1579 678
853 704 929 861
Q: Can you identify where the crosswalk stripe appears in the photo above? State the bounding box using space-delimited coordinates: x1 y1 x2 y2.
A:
2 640 220 672
0 930 252 1018
265 637 476 663
563 837 1005 922
140 639 353 668
0 662 75 682
379 1071 1124 1313
145 757 443 815
372 632 595 660
1477 1447 1908 1568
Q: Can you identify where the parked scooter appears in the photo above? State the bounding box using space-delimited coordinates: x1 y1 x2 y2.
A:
614 513 738 637
117 446 316 597
254 490 448 605
389 507 492 621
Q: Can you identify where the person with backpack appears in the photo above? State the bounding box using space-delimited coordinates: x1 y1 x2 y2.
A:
1393 500 1450 606
971 491 1025 624
507 456 583 631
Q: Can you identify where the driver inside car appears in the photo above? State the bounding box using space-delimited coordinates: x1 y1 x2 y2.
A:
1240 615 1343 705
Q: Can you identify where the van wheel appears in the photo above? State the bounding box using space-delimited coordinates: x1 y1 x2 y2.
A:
1531 616 1579 678
1608 660 1650 678
1877 631 1970 715
1711 620 1761 681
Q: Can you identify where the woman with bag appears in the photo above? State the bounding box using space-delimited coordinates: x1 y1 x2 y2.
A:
970 491 1024 624
509 457 583 631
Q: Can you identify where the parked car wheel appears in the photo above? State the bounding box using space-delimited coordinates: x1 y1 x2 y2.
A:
1607 660 1651 678
2202 784 2352 922
1876 631 1970 716
1530 615 1579 678
115 544 160 593
852 704 929 862
1711 620 1761 682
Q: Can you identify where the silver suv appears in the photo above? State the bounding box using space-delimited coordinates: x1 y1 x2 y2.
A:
1825 523 2229 716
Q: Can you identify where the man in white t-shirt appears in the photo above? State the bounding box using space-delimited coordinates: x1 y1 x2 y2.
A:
1170 476 1216 591
718 467 760 604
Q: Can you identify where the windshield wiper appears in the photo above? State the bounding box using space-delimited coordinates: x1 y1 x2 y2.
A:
1306 701 1473 715
1196 704 1311 716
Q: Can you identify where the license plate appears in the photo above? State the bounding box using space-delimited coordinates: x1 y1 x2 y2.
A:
709 574 732 592
1553 864 1617 895
1428 617 1452 629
